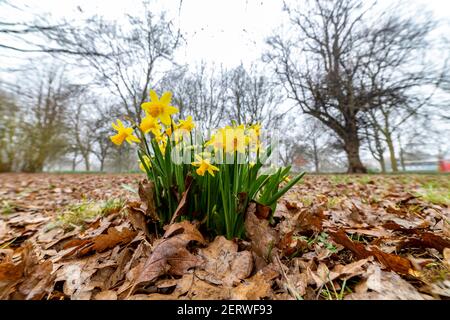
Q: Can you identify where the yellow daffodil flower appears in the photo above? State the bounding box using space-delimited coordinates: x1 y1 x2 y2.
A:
178 116 195 132
192 155 219 177
141 90 179 126
224 127 247 153
249 123 261 136
139 114 161 135
139 155 152 172
205 130 225 151
154 131 168 153
110 119 140 146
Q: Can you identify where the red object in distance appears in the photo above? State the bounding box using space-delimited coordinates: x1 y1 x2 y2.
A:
438 160 450 172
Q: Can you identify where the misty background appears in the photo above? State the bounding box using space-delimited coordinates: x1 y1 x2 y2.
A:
0 0 449 173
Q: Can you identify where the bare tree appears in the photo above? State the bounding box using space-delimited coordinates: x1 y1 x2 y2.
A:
160 63 229 132
34 9 181 122
228 64 285 129
265 0 440 173
14 65 74 172
0 87 21 172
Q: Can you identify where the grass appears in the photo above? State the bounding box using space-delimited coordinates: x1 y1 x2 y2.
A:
319 278 351 300
416 185 450 206
326 196 342 209
47 198 125 230
298 232 338 253
298 196 314 207
1 201 16 215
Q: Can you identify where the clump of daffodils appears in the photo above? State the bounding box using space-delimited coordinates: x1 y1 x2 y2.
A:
110 89 304 239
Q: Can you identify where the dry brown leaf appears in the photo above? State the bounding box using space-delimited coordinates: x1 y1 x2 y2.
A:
94 290 118 300
197 236 253 287
444 248 450 269
370 247 413 275
0 220 9 240
329 230 370 259
398 232 450 253
230 264 279 300
330 229 414 275
312 258 371 288
64 227 137 257
255 202 272 220
278 231 308 257
173 273 230 300
138 179 158 222
0 242 55 300
132 221 205 289
245 202 278 259
17 260 54 300
345 264 429 300
127 203 151 239
169 175 193 224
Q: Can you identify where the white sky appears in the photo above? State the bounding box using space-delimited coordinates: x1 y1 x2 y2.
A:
2 0 448 67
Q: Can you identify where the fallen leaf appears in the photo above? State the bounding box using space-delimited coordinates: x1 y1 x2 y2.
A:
0 242 54 300
329 230 370 259
245 202 278 259
345 264 429 300
132 221 205 289
138 179 158 222
65 227 137 257
94 290 118 300
330 230 414 275
127 202 151 239
444 248 450 269
197 236 253 286
231 264 279 300
169 175 193 224
398 232 450 253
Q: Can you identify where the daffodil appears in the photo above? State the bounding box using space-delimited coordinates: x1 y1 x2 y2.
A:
177 116 195 132
224 127 247 153
139 155 152 172
249 124 261 136
205 129 226 151
192 155 219 177
154 132 168 153
110 119 140 146
139 114 161 135
141 90 179 126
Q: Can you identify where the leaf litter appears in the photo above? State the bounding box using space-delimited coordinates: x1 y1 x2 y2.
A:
0 173 449 299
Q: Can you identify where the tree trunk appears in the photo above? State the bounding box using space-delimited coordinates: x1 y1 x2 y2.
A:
398 136 406 171
312 139 320 173
378 157 386 173
72 152 78 171
84 155 90 171
344 139 367 173
385 134 398 172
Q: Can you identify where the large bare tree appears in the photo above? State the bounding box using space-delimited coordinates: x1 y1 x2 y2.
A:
265 0 440 173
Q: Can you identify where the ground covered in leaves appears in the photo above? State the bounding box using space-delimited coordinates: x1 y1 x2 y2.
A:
1 173 449 300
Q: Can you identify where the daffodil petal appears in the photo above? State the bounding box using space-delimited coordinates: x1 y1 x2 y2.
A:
160 113 171 126
149 90 159 102
160 91 172 105
167 106 179 115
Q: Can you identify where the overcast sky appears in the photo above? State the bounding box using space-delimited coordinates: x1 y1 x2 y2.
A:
2 0 449 68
